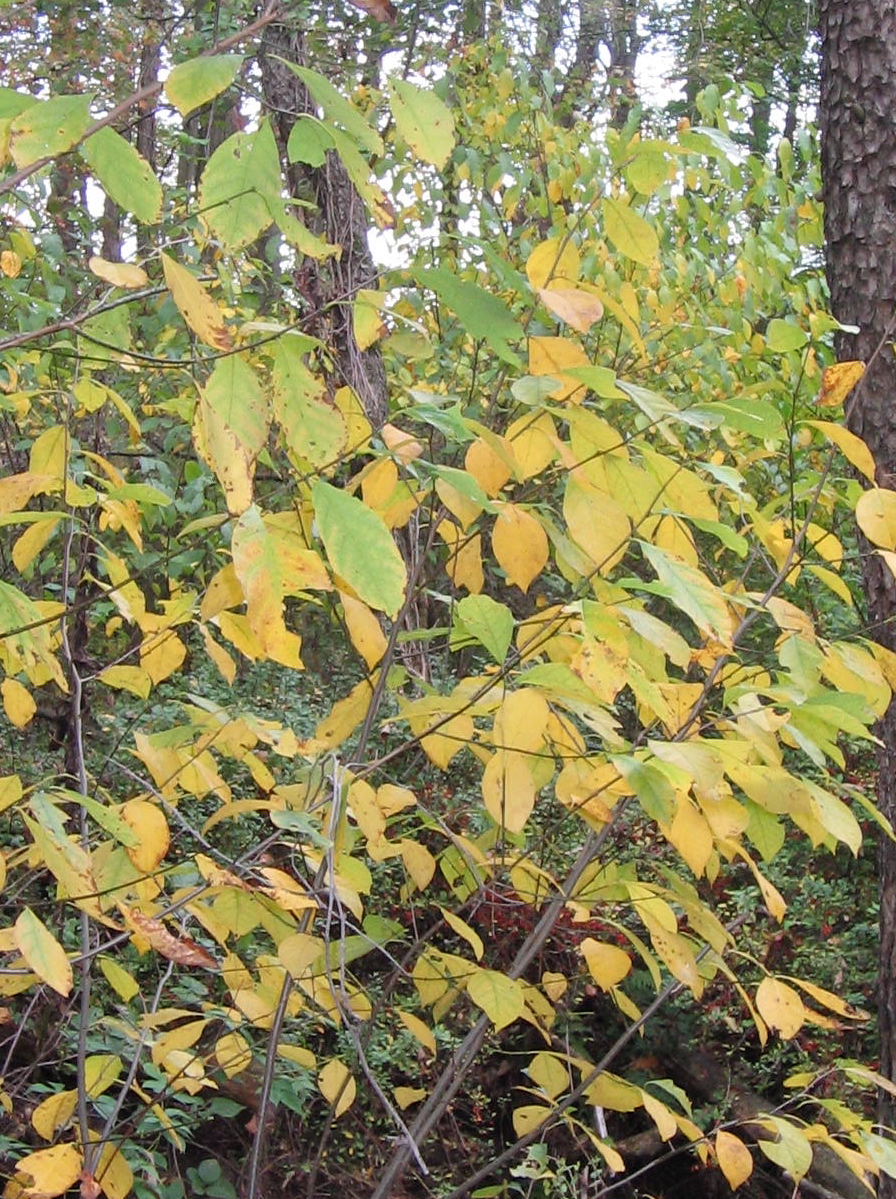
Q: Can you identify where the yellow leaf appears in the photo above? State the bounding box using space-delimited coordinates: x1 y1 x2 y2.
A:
353 288 387 350
856 488 896 548
401 839 436 890
482 750 537 833
525 238 581 289
528 336 589 401
665 799 714 877
465 437 513 496
804 420 875 482
715 1129 753 1189
602 196 659 266
5 1144 82 1198
140 626 187 685
161 253 231 350
439 524 484 593
14 908 72 997
563 474 630 574
580 938 631 990
641 1090 678 1142
198 624 237 685
506 411 557 480
818 359 864 408
512 1104 551 1137
421 711 475 770
121 799 170 874
88 256 148 289
340 591 388 669
492 504 549 593
31 1090 77 1141
439 907 484 960
318 1058 356 1117
85 1055 122 1098
394 1086 427 1109
98 664 152 698
215 1031 252 1078
96 1142 134 1199
313 678 375 749
98 957 139 1002
537 286 604 333
435 477 483 529
397 1009 437 1055
381 421 423 464
527 1051 570 1100
1 678 35 729
756 976 806 1039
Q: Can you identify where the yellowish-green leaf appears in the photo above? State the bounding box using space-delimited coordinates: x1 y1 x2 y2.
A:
639 542 734 646
14 908 72 996
715 1129 753 1190
10 94 92 167
601 196 659 266
580 938 631 991
82 126 162 223
388 77 455 168
467 968 524 1030
756 976 805 1039
318 1058 356 1118
856 488 896 549
199 123 282 253
756 1116 813 1180
165 54 243 117
98 956 139 1002
312 481 406 617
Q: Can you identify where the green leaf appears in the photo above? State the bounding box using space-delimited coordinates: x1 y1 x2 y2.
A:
0 89 37 120
199 122 281 252
412 267 522 366
696 396 784 439
636 543 734 645
388 78 456 168
765 318 808 353
311 481 407 617
270 339 347 469
278 62 382 156
10 94 92 167
81 127 162 223
450 595 514 665
287 115 332 168
467 968 524 1030
601 196 659 266
14 907 72 996
165 55 243 117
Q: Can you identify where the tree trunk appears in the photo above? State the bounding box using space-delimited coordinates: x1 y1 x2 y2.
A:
819 2 896 1186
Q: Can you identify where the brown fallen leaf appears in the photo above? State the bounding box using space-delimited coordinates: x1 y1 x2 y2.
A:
125 909 219 970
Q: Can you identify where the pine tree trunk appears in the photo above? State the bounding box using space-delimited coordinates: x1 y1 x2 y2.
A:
819 2 896 1182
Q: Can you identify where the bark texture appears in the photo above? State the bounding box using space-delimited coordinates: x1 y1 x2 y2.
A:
819 0 896 1178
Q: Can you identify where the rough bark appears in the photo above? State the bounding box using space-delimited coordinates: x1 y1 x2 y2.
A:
259 21 388 427
819 2 896 1187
